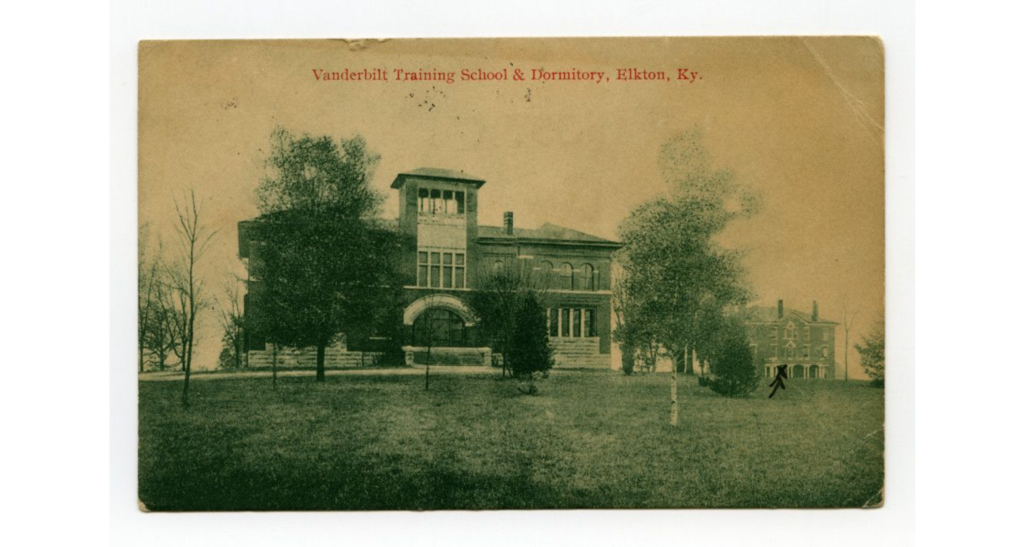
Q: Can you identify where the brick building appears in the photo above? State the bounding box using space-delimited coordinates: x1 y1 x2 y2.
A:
238 167 622 369
742 300 838 380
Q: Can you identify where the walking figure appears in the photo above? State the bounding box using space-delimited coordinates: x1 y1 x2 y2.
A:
768 365 788 399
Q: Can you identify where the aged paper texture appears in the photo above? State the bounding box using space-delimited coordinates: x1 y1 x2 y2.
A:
138 38 884 510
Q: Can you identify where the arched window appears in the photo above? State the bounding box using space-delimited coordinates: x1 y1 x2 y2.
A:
535 261 554 289
580 264 595 291
559 263 574 290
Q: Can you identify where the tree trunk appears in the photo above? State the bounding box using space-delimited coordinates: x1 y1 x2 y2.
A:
139 347 145 374
271 344 278 390
315 343 326 382
670 351 679 427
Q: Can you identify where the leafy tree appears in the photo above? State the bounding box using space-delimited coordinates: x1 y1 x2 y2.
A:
856 318 885 387
706 319 760 397
616 126 758 425
469 263 554 387
612 272 656 375
248 128 401 383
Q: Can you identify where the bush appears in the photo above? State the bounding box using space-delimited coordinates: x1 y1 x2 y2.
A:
856 319 885 388
707 325 760 397
507 293 554 382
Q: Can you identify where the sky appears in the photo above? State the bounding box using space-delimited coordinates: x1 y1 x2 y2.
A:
139 38 884 376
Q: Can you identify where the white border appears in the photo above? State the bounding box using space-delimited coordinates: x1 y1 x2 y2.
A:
106 2 916 546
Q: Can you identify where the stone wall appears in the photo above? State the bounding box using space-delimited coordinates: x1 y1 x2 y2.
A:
246 340 382 369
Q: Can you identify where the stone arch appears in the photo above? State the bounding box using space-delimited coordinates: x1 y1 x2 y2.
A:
403 293 477 327
792 364 805 379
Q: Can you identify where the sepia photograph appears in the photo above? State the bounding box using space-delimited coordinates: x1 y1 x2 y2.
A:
137 37 885 511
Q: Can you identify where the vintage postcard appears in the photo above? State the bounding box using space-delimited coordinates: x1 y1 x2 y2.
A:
138 37 884 511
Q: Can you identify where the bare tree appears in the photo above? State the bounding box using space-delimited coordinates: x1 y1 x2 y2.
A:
138 223 162 373
842 303 859 382
144 266 180 371
169 189 217 406
218 278 246 370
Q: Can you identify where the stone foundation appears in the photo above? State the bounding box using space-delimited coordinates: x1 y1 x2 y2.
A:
550 337 611 369
247 340 382 369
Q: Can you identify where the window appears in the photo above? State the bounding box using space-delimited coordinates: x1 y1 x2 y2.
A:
560 263 574 290
417 250 466 288
493 260 505 276
416 188 466 216
417 252 428 286
535 261 554 289
823 330 829 341
430 252 441 287
429 189 441 214
821 346 829 358
442 190 454 214
548 308 597 338
454 254 465 288
443 253 453 288
580 264 595 291
784 322 797 340
418 188 429 213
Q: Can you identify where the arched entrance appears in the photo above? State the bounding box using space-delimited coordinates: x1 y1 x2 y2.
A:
403 293 478 350
809 365 820 379
792 364 805 379
412 308 467 347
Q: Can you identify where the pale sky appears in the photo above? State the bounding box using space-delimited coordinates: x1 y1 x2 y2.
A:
139 38 884 376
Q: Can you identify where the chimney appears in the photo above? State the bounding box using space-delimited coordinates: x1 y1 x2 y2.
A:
777 299 784 319
504 211 514 235
812 301 819 322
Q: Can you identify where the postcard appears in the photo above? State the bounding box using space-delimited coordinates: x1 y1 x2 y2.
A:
138 37 884 510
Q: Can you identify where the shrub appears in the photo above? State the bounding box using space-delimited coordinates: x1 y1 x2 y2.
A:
856 319 885 388
507 292 554 383
707 324 760 397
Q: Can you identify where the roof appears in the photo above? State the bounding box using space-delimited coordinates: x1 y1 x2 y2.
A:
391 167 486 189
478 222 621 247
742 305 838 325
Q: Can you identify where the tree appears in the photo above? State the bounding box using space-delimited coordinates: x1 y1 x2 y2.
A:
169 189 217 406
138 223 161 373
856 318 885 387
217 279 245 370
706 319 760 397
468 259 557 390
612 270 657 375
144 268 180 371
842 302 859 382
507 292 554 393
616 127 758 425
248 128 399 383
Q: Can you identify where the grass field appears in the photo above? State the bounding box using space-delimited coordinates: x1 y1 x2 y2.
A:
139 370 884 510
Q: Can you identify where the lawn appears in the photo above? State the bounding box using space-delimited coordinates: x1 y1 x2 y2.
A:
139 371 884 510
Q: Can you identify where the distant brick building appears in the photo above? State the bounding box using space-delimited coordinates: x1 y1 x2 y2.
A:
742 300 838 379
238 167 622 369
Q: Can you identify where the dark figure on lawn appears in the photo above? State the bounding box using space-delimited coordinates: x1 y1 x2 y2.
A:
768 364 789 399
